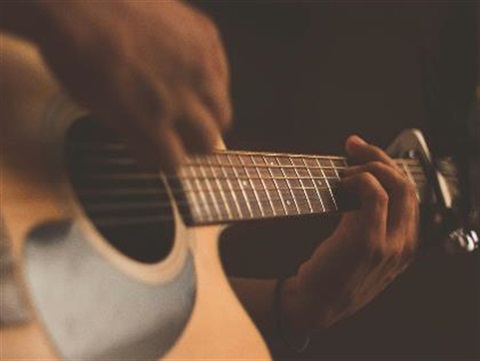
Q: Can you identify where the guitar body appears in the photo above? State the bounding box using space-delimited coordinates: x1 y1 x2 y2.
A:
0 34 270 360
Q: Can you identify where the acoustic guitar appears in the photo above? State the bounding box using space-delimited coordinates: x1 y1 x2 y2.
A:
1 34 476 360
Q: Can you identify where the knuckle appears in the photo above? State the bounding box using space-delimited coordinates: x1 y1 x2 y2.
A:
365 243 388 264
358 173 389 204
401 244 416 262
219 102 233 129
367 161 387 172
400 182 418 206
196 11 222 45
372 186 389 205
358 172 377 187
368 145 386 159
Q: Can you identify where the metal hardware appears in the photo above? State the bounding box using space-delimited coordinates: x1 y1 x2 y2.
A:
447 228 479 253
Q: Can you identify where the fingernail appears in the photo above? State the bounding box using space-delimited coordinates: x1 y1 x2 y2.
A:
349 135 366 146
346 135 367 155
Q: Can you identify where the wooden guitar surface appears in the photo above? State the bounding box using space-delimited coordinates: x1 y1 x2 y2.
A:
0 34 270 360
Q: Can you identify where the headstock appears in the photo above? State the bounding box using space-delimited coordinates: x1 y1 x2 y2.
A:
387 129 479 253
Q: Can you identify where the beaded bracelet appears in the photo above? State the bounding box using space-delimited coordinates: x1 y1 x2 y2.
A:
273 277 311 353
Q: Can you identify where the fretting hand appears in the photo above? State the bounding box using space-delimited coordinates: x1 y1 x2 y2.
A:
281 135 419 340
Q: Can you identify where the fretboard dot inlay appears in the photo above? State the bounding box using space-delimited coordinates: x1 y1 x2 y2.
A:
168 151 427 225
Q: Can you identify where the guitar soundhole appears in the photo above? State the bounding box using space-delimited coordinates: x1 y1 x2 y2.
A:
65 117 175 264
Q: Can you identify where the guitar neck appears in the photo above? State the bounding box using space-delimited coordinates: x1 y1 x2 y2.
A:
170 150 429 225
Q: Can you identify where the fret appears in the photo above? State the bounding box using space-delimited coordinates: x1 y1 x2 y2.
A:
289 158 313 213
328 158 342 181
245 155 275 217
180 166 206 222
265 157 289 215
301 157 326 212
216 154 244 219
172 151 431 225
204 160 233 221
240 156 265 217
274 173 299 214
277 157 301 214
254 169 276 217
261 157 286 215
195 162 223 220
189 165 215 222
315 158 338 211
305 159 336 211
228 154 254 218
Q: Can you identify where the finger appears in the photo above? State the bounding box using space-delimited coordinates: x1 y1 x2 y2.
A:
113 115 186 172
340 172 388 249
345 135 400 172
151 125 187 172
176 92 223 154
195 75 232 131
343 162 418 239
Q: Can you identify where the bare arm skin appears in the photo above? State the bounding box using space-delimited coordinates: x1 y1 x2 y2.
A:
1 0 231 170
233 136 418 347
1 2 418 350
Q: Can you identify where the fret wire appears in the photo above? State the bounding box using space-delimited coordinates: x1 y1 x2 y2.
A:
181 168 204 223
329 158 342 181
228 154 254 218
302 158 326 212
278 158 301 214
71 140 440 225
294 160 314 212
82 191 342 214
183 187 344 192
243 155 267 217
208 160 233 220
76 171 428 196
83 182 420 215
200 158 225 220
177 174 343 181
316 159 338 211
80 181 430 225
257 156 277 216
71 163 430 180
216 154 244 219
185 163 349 171
76 157 426 175
182 190 332 218
190 188 338 217
189 162 213 222
72 142 424 170
266 159 289 215
77 179 427 199
216 150 347 161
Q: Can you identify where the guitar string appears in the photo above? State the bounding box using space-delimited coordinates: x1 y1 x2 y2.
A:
67 142 456 226
80 184 429 213
71 142 460 180
73 174 443 198
80 181 430 225
70 143 428 167
76 177 428 198
76 178 430 225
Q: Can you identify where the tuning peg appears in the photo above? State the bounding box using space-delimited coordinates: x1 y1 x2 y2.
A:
446 228 479 253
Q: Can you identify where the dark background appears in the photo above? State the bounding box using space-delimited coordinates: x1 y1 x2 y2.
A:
195 2 479 360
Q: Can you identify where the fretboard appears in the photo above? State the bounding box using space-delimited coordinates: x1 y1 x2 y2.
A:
170 150 429 225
